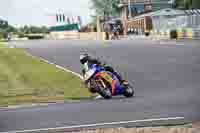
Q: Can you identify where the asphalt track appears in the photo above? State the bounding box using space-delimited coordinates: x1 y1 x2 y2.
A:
1 39 200 132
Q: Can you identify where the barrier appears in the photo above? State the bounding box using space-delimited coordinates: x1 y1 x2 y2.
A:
150 28 200 40
174 28 200 39
49 31 107 40
102 32 107 41
193 29 200 39
187 29 193 39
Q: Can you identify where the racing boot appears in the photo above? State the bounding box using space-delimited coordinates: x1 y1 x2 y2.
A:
121 80 129 88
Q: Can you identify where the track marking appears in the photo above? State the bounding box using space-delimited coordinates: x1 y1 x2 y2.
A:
2 117 185 133
24 52 83 80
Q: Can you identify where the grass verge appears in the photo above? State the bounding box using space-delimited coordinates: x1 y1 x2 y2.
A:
0 43 91 107
0 41 5 48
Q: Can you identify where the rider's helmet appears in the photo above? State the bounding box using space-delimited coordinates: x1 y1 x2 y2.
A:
80 53 89 64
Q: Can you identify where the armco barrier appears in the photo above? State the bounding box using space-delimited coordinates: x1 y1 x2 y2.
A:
193 29 200 39
176 28 200 39
151 29 200 40
177 29 182 39
187 29 193 39
150 30 171 39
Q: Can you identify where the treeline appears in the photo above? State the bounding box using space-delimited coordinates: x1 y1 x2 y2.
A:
0 25 49 39
18 26 49 34
174 0 200 9
0 24 17 39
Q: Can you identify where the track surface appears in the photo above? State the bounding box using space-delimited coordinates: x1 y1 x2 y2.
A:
1 39 200 132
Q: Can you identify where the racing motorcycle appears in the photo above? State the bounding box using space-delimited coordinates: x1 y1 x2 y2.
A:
84 64 134 99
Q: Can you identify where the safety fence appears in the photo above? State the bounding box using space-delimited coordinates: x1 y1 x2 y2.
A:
150 28 200 40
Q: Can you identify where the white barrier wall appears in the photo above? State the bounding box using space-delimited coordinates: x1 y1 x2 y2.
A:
49 31 106 40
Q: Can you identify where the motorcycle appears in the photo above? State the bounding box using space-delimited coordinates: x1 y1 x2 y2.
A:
84 64 134 99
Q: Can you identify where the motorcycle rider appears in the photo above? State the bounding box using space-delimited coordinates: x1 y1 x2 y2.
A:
80 53 128 93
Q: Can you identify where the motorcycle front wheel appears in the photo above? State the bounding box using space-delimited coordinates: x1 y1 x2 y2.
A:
95 80 112 99
123 84 135 98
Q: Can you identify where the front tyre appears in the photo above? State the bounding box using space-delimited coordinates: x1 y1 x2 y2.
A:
95 81 112 99
123 85 135 98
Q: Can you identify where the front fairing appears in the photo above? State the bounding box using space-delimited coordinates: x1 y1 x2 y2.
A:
84 68 97 81
84 64 100 81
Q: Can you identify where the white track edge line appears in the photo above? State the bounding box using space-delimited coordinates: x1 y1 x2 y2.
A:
2 117 185 133
24 52 83 80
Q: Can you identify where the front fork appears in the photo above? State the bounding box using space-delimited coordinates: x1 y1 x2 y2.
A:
98 79 106 89
87 79 106 91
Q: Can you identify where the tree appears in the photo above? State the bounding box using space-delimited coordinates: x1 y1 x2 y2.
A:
91 0 120 17
0 23 17 39
0 20 8 28
6 25 17 33
29 26 41 33
192 0 200 9
41 26 49 34
19 25 30 34
18 26 49 34
174 0 187 9
174 0 200 9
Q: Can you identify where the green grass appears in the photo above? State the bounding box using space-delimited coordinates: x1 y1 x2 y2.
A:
0 46 91 107
0 42 5 48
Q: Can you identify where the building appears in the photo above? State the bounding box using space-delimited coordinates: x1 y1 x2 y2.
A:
119 0 173 18
122 7 200 36
128 8 185 34
119 0 173 34
49 23 80 39
48 14 83 39
150 8 200 30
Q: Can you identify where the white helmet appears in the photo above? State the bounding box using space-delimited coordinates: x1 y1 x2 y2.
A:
80 53 89 64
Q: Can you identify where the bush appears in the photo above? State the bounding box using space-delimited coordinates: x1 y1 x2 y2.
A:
0 33 3 39
27 35 44 40
145 32 150 36
170 30 178 39
18 33 26 38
